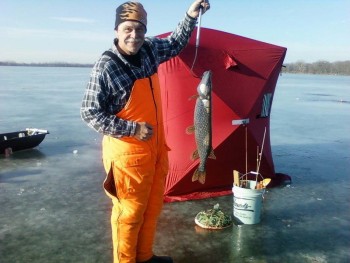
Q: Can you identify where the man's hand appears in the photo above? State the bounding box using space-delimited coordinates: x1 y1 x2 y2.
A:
134 122 153 141
187 0 210 19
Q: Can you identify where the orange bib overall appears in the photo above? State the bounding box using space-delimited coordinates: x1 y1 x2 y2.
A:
102 73 169 263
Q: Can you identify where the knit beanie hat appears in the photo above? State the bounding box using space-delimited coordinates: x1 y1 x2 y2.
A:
115 2 147 31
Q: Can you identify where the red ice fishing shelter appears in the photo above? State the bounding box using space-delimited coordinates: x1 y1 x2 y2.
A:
157 28 288 202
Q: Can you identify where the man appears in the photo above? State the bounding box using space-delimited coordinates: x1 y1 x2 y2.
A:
80 1 210 262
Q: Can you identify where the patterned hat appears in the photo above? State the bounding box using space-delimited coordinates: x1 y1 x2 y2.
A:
115 2 147 31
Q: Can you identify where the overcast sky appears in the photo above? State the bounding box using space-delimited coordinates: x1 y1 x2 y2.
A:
1 0 349 64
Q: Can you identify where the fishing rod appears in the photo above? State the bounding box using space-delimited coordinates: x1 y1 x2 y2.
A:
255 127 267 185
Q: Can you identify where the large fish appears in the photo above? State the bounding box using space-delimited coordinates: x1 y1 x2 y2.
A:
187 70 216 184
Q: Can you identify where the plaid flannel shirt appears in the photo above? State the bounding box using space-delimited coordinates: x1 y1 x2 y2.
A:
81 13 197 137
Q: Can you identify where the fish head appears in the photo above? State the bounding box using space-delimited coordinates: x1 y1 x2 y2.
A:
198 83 209 98
197 70 212 99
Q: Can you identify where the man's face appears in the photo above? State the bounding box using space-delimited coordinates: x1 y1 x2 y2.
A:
115 21 146 55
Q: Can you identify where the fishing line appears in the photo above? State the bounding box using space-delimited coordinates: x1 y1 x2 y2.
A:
190 4 204 75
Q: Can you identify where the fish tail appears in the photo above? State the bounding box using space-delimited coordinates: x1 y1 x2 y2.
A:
192 169 206 184
192 169 199 182
198 171 206 184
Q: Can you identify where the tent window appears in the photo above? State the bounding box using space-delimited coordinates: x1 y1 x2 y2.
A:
259 93 272 118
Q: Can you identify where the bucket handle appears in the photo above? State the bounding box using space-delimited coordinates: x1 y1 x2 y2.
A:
239 172 266 191
240 171 264 181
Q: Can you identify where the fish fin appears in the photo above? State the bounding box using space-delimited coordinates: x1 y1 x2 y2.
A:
192 169 206 184
191 150 199 160
188 94 199 101
208 148 216 159
186 125 195 134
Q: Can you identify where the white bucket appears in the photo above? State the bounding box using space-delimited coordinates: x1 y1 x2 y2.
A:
232 181 264 224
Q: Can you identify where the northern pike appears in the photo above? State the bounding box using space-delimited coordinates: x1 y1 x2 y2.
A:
186 70 216 184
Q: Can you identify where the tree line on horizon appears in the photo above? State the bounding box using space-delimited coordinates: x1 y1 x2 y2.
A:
1 60 350 75
0 61 92 68
283 60 350 75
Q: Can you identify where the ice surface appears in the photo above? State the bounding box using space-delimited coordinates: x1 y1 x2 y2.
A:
0 67 349 262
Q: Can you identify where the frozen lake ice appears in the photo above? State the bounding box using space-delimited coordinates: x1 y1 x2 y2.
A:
0 66 349 262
